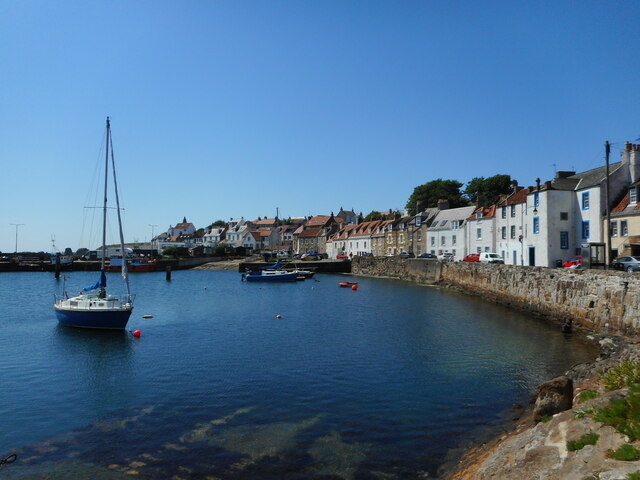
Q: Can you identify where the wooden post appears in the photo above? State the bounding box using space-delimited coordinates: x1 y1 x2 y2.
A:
166 266 172 281
55 252 61 279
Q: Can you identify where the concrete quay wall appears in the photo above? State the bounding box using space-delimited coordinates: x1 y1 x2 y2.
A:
351 257 640 334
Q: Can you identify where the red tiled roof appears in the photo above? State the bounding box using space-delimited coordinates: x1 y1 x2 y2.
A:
299 228 322 238
467 205 496 220
174 222 194 230
502 188 530 206
253 218 277 225
612 193 632 213
306 215 333 227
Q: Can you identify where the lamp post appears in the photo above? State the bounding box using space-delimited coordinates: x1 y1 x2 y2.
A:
10 223 24 254
148 224 158 243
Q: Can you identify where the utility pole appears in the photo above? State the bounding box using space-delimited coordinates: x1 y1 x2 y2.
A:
605 141 611 269
10 223 24 253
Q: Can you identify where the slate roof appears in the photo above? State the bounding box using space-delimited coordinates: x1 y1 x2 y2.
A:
545 163 625 191
429 206 476 230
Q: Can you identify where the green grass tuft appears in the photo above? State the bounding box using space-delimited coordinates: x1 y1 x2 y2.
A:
593 393 640 442
608 444 640 461
567 432 599 452
627 471 640 480
578 390 599 402
540 415 553 423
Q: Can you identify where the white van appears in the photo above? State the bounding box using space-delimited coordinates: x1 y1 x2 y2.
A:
479 252 504 264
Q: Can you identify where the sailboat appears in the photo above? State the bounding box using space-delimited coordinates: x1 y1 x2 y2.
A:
54 117 134 329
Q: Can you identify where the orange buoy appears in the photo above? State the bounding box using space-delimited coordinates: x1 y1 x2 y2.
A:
351 284 358 291
133 330 142 338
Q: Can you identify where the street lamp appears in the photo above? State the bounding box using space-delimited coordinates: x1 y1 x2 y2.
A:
10 223 24 254
148 224 158 243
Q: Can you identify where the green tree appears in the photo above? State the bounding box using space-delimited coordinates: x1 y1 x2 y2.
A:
464 174 513 206
209 220 227 228
364 211 383 222
405 179 467 215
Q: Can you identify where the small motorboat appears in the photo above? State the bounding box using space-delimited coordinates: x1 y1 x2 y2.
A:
243 269 298 282
339 282 358 288
287 269 315 280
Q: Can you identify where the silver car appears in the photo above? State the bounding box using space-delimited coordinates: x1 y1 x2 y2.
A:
611 256 640 272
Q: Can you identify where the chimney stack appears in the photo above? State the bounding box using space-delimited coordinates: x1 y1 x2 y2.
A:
625 142 640 183
437 198 450 210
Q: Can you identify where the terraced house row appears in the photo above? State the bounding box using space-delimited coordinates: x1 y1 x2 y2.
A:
327 142 640 267
153 143 640 268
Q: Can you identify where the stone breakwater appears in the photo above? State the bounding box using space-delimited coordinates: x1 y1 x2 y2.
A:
352 257 640 334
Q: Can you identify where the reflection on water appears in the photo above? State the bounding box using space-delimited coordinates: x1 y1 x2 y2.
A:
0 271 598 479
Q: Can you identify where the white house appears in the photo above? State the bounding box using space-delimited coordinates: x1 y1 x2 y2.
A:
427 206 476 260
466 206 497 257
495 187 532 265
203 226 226 247
522 160 632 267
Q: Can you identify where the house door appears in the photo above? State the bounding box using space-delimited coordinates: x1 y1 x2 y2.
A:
528 247 536 266
513 250 517 265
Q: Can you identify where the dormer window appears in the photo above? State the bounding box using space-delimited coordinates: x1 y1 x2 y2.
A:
631 187 638 205
476 213 483 219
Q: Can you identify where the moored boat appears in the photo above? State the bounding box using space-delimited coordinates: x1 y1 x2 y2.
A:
107 256 157 273
54 118 135 330
243 269 299 282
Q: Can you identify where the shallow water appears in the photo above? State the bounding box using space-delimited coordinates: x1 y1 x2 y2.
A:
0 270 597 478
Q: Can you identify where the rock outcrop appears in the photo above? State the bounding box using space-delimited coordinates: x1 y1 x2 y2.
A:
533 376 573 423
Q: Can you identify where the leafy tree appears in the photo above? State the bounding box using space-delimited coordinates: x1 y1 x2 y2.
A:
194 228 205 238
405 179 467 215
464 174 513 206
364 211 383 222
209 220 227 228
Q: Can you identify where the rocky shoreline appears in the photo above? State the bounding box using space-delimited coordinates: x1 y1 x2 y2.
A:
439 332 640 479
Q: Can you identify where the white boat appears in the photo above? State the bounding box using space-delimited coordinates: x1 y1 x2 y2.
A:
54 118 135 330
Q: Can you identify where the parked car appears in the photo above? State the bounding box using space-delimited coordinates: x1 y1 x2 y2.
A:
438 253 455 262
479 252 504 264
398 252 415 258
336 253 348 260
463 253 480 262
418 253 436 258
611 256 640 272
563 255 582 268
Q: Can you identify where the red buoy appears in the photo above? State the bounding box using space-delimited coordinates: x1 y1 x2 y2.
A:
133 330 142 338
351 284 358 291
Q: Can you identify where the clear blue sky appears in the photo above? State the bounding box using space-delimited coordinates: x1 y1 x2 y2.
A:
2 1 639 252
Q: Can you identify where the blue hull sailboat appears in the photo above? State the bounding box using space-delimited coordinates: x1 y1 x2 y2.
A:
54 118 134 330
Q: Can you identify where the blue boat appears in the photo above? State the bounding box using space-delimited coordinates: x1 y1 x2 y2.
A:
243 269 299 282
54 118 135 330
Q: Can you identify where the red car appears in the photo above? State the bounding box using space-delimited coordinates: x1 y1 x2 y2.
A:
563 255 582 268
336 253 348 259
463 253 480 262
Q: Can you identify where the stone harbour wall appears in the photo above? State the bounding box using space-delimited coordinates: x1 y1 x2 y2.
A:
351 257 640 334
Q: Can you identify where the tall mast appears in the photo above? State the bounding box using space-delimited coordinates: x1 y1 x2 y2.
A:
110 122 132 296
101 117 110 273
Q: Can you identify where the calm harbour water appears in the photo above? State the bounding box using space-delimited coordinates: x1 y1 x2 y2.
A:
0 270 597 479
